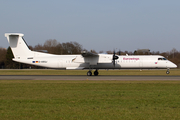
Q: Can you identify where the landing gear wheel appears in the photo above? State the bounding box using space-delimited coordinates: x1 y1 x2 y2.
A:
94 70 99 76
166 68 170 74
87 71 92 76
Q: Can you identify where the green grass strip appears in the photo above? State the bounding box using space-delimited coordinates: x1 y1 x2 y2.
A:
0 80 180 120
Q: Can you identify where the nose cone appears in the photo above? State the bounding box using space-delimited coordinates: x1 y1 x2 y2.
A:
168 62 177 68
172 63 177 68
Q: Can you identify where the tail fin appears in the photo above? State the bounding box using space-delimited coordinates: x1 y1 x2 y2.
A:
5 33 33 59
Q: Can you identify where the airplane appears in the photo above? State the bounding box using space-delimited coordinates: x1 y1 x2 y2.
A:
5 33 177 76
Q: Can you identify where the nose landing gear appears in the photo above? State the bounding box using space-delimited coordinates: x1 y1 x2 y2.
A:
166 68 170 74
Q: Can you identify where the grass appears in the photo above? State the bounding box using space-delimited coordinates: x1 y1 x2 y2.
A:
0 80 180 120
0 69 180 75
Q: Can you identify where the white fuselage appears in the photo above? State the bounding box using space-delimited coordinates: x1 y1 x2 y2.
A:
13 52 177 70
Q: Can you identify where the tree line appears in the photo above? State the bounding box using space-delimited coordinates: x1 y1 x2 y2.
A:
0 39 180 68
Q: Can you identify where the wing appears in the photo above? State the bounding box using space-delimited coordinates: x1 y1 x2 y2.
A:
81 51 99 57
79 51 99 65
73 51 112 65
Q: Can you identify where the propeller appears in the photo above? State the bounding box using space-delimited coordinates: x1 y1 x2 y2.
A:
112 50 119 67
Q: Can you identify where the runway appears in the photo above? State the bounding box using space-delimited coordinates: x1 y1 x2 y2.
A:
1 75 180 80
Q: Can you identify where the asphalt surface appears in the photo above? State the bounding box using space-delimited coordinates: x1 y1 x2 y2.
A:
0 75 180 80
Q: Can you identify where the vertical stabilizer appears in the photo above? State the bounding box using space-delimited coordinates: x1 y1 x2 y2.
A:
5 33 33 59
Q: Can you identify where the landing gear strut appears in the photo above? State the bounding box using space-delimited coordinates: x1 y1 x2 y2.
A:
166 68 170 74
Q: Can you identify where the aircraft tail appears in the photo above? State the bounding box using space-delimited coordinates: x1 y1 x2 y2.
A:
5 33 33 59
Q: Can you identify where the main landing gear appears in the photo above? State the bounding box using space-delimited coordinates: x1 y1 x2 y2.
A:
87 71 92 76
87 70 99 76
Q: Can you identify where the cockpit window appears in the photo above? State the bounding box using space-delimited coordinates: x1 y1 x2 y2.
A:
163 58 167 60
158 58 167 60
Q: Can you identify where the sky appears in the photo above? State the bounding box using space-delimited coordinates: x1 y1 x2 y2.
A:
1 0 180 53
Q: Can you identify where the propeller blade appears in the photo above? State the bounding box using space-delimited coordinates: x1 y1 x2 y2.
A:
112 50 119 67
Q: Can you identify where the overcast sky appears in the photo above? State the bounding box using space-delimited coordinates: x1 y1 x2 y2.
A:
1 0 180 52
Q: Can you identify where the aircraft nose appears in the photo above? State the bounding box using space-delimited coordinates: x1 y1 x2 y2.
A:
173 63 177 68
168 62 177 68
